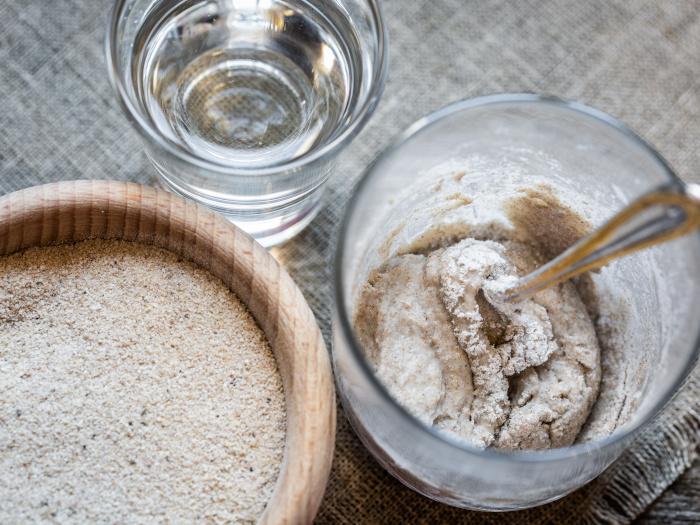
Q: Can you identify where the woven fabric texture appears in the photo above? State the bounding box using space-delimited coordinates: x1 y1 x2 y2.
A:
1 0 699 523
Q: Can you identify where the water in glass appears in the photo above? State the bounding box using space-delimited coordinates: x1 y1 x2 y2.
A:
135 0 352 168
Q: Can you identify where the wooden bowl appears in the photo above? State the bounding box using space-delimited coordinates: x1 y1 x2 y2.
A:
0 180 335 524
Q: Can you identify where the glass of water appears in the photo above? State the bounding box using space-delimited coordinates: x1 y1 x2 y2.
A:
105 0 388 246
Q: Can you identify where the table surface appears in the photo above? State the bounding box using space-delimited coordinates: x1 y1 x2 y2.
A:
637 458 700 523
0 0 699 523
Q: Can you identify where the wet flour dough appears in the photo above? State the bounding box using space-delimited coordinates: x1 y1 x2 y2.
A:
355 237 601 451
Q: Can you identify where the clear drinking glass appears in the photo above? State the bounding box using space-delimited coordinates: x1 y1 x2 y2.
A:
105 0 388 246
333 94 700 510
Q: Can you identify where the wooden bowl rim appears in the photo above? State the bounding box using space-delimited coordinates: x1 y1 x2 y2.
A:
0 180 335 525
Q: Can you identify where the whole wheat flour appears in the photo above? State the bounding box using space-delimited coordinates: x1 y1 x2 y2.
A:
0 239 286 523
356 236 600 451
354 187 609 452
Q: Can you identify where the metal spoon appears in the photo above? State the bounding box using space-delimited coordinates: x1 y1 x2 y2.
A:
497 180 700 303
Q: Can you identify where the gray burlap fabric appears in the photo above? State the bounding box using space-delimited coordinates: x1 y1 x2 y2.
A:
1 0 699 523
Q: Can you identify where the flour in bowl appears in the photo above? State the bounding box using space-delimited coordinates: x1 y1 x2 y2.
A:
0 239 285 523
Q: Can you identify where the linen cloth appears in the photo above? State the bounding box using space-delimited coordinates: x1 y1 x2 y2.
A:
1 0 699 523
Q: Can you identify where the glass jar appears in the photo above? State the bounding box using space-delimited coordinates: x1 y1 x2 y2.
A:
333 94 700 510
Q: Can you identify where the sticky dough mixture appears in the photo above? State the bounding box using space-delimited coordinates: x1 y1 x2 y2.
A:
355 233 602 451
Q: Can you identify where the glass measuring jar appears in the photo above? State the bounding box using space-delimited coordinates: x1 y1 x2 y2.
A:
333 94 700 510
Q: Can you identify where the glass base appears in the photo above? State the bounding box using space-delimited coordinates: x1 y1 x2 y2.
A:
152 174 325 247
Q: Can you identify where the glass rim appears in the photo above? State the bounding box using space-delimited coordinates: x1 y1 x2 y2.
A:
104 0 390 177
334 93 700 465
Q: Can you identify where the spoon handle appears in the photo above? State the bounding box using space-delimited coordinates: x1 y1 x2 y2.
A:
499 181 700 303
